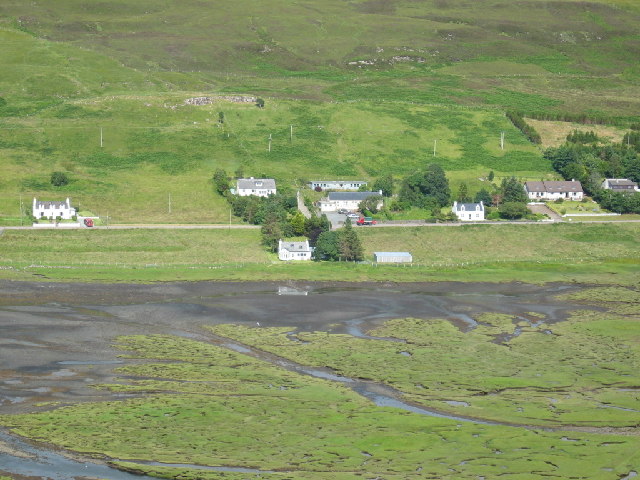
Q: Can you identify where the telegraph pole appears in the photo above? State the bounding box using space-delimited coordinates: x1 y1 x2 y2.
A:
433 139 437 157
290 125 293 142
500 131 505 150
268 133 272 152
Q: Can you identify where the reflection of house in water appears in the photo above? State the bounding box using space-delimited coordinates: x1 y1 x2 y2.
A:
277 286 309 296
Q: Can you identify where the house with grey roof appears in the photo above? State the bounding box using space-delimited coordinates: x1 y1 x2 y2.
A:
309 180 367 191
33 197 76 220
524 180 583 201
236 178 276 197
452 201 485 221
278 239 313 261
319 191 383 212
601 178 639 192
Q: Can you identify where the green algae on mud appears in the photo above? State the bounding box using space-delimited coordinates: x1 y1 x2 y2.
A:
2 333 639 479
209 301 640 428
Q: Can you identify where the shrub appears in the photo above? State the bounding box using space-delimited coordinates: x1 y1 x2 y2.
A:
50 171 69 187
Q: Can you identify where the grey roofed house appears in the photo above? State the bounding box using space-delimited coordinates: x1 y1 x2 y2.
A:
278 239 313 261
373 252 413 263
524 180 584 200
327 191 380 201
453 202 482 212
236 178 276 190
601 178 638 191
525 180 583 194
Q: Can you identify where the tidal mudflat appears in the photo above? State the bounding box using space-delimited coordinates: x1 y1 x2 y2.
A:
0 280 638 479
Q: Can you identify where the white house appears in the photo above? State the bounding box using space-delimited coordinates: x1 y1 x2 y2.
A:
236 178 276 197
278 239 313 261
373 252 413 263
33 198 76 220
524 180 583 201
452 201 485 221
601 178 639 192
309 180 367 191
319 191 383 212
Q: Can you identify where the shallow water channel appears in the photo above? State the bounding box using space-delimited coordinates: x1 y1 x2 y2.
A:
0 280 588 479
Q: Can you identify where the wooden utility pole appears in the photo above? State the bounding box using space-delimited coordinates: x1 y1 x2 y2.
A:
268 133 272 152
433 139 437 157
290 125 293 142
500 131 505 150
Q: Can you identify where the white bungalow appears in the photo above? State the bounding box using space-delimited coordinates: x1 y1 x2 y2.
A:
309 180 367 191
236 178 276 197
278 239 313 261
319 191 383 212
524 180 583 201
601 178 639 192
452 201 485 221
33 197 76 220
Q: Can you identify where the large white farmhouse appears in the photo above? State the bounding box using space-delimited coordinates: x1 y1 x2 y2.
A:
319 191 383 212
236 178 276 197
452 201 485 221
33 198 76 220
524 180 583 201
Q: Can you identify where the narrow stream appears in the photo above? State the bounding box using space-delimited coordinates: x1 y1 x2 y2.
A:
0 430 155 480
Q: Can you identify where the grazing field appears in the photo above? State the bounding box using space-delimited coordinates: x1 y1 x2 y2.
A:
527 119 629 148
0 222 638 284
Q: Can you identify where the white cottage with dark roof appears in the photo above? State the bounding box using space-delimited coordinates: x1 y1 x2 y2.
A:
236 178 276 197
33 197 76 220
452 201 485 221
278 239 313 261
319 191 383 212
524 180 583 201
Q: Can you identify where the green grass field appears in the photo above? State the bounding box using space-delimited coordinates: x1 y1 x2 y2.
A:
0 222 638 284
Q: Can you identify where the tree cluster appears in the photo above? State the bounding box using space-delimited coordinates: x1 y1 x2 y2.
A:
398 163 451 210
545 141 640 214
566 130 599 144
313 219 363 262
506 111 541 144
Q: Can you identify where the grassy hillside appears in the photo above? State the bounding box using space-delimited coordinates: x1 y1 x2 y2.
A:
0 1 638 224
1 0 639 116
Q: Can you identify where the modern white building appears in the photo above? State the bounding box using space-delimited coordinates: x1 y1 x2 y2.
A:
601 178 639 192
236 178 276 197
452 201 485 221
373 252 413 263
309 180 367 191
319 191 383 212
278 239 313 261
33 198 76 220
524 180 583 201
